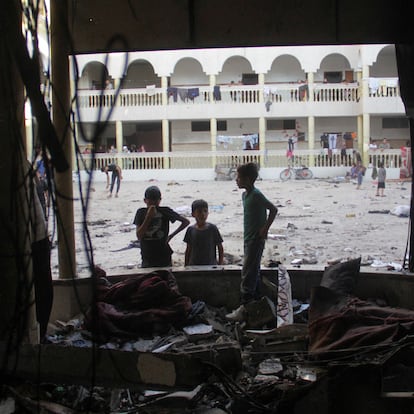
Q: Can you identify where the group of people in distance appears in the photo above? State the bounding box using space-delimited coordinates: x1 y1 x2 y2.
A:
132 162 278 322
348 157 387 195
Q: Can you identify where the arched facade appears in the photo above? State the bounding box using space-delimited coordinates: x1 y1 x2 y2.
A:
71 44 406 164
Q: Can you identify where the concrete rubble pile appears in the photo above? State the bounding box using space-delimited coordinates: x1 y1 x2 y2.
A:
2 262 414 413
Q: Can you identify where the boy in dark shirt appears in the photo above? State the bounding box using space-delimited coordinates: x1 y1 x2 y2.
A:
184 199 224 266
133 185 189 267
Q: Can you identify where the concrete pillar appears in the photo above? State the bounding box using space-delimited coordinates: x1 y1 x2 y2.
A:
258 73 264 103
357 115 363 148
356 69 362 100
307 72 314 102
362 113 370 165
114 78 121 89
361 65 370 166
210 118 217 151
162 119 170 168
210 118 217 168
362 65 369 99
308 116 315 166
161 76 168 105
115 120 123 152
51 0 76 279
115 120 123 166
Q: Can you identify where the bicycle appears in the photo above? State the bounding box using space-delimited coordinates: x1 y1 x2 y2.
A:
280 165 313 181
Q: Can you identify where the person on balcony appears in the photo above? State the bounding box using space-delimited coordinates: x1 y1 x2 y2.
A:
379 138 391 150
101 163 123 198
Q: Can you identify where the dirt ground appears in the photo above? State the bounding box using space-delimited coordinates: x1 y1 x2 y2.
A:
50 176 412 277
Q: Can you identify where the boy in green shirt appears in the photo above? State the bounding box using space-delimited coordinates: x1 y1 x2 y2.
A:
226 163 277 321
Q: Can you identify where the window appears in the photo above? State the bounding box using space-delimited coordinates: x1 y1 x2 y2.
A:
217 120 227 131
382 117 409 129
191 121 210 131
191 120 227 131
267 119 296 130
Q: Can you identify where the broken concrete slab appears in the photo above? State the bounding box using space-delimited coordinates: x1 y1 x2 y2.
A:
245 323 309 357
0 340 242 389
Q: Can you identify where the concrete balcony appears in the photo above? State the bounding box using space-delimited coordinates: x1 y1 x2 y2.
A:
73 81 404 122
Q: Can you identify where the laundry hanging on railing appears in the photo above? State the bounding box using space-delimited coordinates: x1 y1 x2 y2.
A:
168 87 200 102
146 84 156 96
217 134 259 150
367 78 380 95
167 87 178 102
213 85 221 101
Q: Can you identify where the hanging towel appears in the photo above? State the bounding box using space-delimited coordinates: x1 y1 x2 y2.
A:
213 85 221 101
188 88 200 100
167 87 178 102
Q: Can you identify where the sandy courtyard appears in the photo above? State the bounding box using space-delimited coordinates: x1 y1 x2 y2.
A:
51 176 412 277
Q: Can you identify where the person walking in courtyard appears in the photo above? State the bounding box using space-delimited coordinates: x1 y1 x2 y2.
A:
226 162 277 322
134 185 189 268
376 161 387 196
101 163 123 197
356 162 366 190
184 199 224 266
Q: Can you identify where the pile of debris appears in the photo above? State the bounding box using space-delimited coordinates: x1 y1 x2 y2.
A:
2 261 414 413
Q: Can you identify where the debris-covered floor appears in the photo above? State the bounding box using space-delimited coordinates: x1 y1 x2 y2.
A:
2 263 414 413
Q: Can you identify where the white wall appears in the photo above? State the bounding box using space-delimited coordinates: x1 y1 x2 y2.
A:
171 58 209 85
266 56 305 83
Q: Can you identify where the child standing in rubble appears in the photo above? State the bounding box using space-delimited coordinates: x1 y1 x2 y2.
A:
134 185 189 267
226 163 277 322
183 199 224 266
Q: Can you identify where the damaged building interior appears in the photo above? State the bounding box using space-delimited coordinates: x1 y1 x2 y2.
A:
2 0 414 412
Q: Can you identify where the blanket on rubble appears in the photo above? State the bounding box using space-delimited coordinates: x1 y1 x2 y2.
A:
84 269 192 339
308 286 414 355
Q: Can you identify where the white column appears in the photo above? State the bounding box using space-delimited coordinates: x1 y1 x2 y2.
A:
114 78 121 89
210 118 217 151
209 75 216 102
307 72 314 102
356 69 362 100
362 113 370 166
115 120 123 167
258 73 264 103
161 76 168 105
210 118 217 168
357 115 363 146
115 121 123 153
362 65 369 99
361 65 370 166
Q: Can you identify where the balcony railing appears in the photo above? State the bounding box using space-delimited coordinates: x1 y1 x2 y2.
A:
74 79 402 110
77 149 404 172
